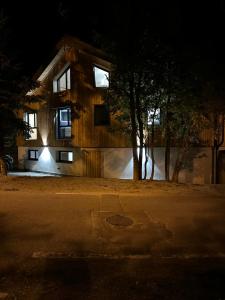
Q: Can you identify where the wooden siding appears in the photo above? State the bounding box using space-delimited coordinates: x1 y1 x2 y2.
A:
20 44 131 149
19 38 223 152
83 150 102 177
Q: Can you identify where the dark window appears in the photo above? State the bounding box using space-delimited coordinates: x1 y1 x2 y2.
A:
53 68 71 93
24 112 37 140
94 105 110 126
58 151 73 163
28 149 39 160
57 107 71 139
93 66 109 88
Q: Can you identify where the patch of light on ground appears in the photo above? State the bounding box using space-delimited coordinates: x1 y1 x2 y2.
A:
8 171 59 177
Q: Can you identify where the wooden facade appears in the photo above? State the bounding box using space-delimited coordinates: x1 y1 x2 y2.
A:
17 36 132 178
17 36 225 182
19 38 130 149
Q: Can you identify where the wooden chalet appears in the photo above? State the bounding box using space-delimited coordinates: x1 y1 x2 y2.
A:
17 36 225 183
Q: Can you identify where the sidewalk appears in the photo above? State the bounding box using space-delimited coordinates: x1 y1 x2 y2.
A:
1 174 225 196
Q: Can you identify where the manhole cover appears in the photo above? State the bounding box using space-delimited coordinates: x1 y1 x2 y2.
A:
106 214 133 227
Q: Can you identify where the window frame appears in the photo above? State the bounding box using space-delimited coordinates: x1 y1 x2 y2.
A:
57 107 72 139
25 112 38 140
93 65 110 88
53 66 71 93
57 151 74 163
28 149 39 161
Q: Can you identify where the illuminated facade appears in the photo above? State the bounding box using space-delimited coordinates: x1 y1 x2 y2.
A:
17 36 134 178
17 36 225 183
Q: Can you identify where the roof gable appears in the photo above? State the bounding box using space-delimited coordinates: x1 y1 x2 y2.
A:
37 35 110 83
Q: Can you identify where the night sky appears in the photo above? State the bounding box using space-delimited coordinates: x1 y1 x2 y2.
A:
1 0 225 77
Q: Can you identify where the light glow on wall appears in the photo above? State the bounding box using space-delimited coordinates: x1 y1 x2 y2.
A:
26 146 60 175
41 134 48 146
129 148 161 179
40 147 51 162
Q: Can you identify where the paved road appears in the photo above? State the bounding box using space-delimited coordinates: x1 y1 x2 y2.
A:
0 191 225 299
0 191 225 258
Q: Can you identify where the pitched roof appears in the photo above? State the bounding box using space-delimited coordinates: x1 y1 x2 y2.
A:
36 35 110 82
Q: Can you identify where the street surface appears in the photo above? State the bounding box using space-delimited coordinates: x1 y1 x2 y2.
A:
0 190 224 299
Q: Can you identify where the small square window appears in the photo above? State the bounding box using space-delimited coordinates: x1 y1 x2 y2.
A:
28 150 39 160
58 151 73 163
93 66 109 88
94 105 110 126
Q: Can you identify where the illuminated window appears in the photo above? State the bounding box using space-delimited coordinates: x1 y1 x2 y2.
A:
58 151 73 163
93 66 109 88
147 109 160 125
53 67 71 93
57 107 71 139
94 105 110 126
24 112 37 140
28 149 39 160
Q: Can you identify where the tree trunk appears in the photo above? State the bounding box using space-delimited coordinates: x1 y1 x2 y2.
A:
129 77 139 180
171 147 186 183
143 143 148 180
150 147 155 180
165 96 171 181
133 154 139 180
150 116 156 181
136 94 143 180
138 136 143 180
165 132 171 181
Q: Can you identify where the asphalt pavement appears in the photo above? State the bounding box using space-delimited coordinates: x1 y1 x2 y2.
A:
0 191 224 299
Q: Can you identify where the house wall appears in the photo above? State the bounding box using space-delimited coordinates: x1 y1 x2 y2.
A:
17 42 133 179
17 46 130 150
176 147 212 184
18 146 212 183
17 37 217 183
18 146 83 176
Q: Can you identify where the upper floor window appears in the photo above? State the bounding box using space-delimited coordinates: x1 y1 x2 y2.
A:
57 107 71 139
93 66 109 88
53 67 71 93
94 104 110 126
24 112 37 140
147 109 160 126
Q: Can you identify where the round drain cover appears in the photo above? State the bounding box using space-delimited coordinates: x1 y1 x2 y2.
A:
106 214 133 227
